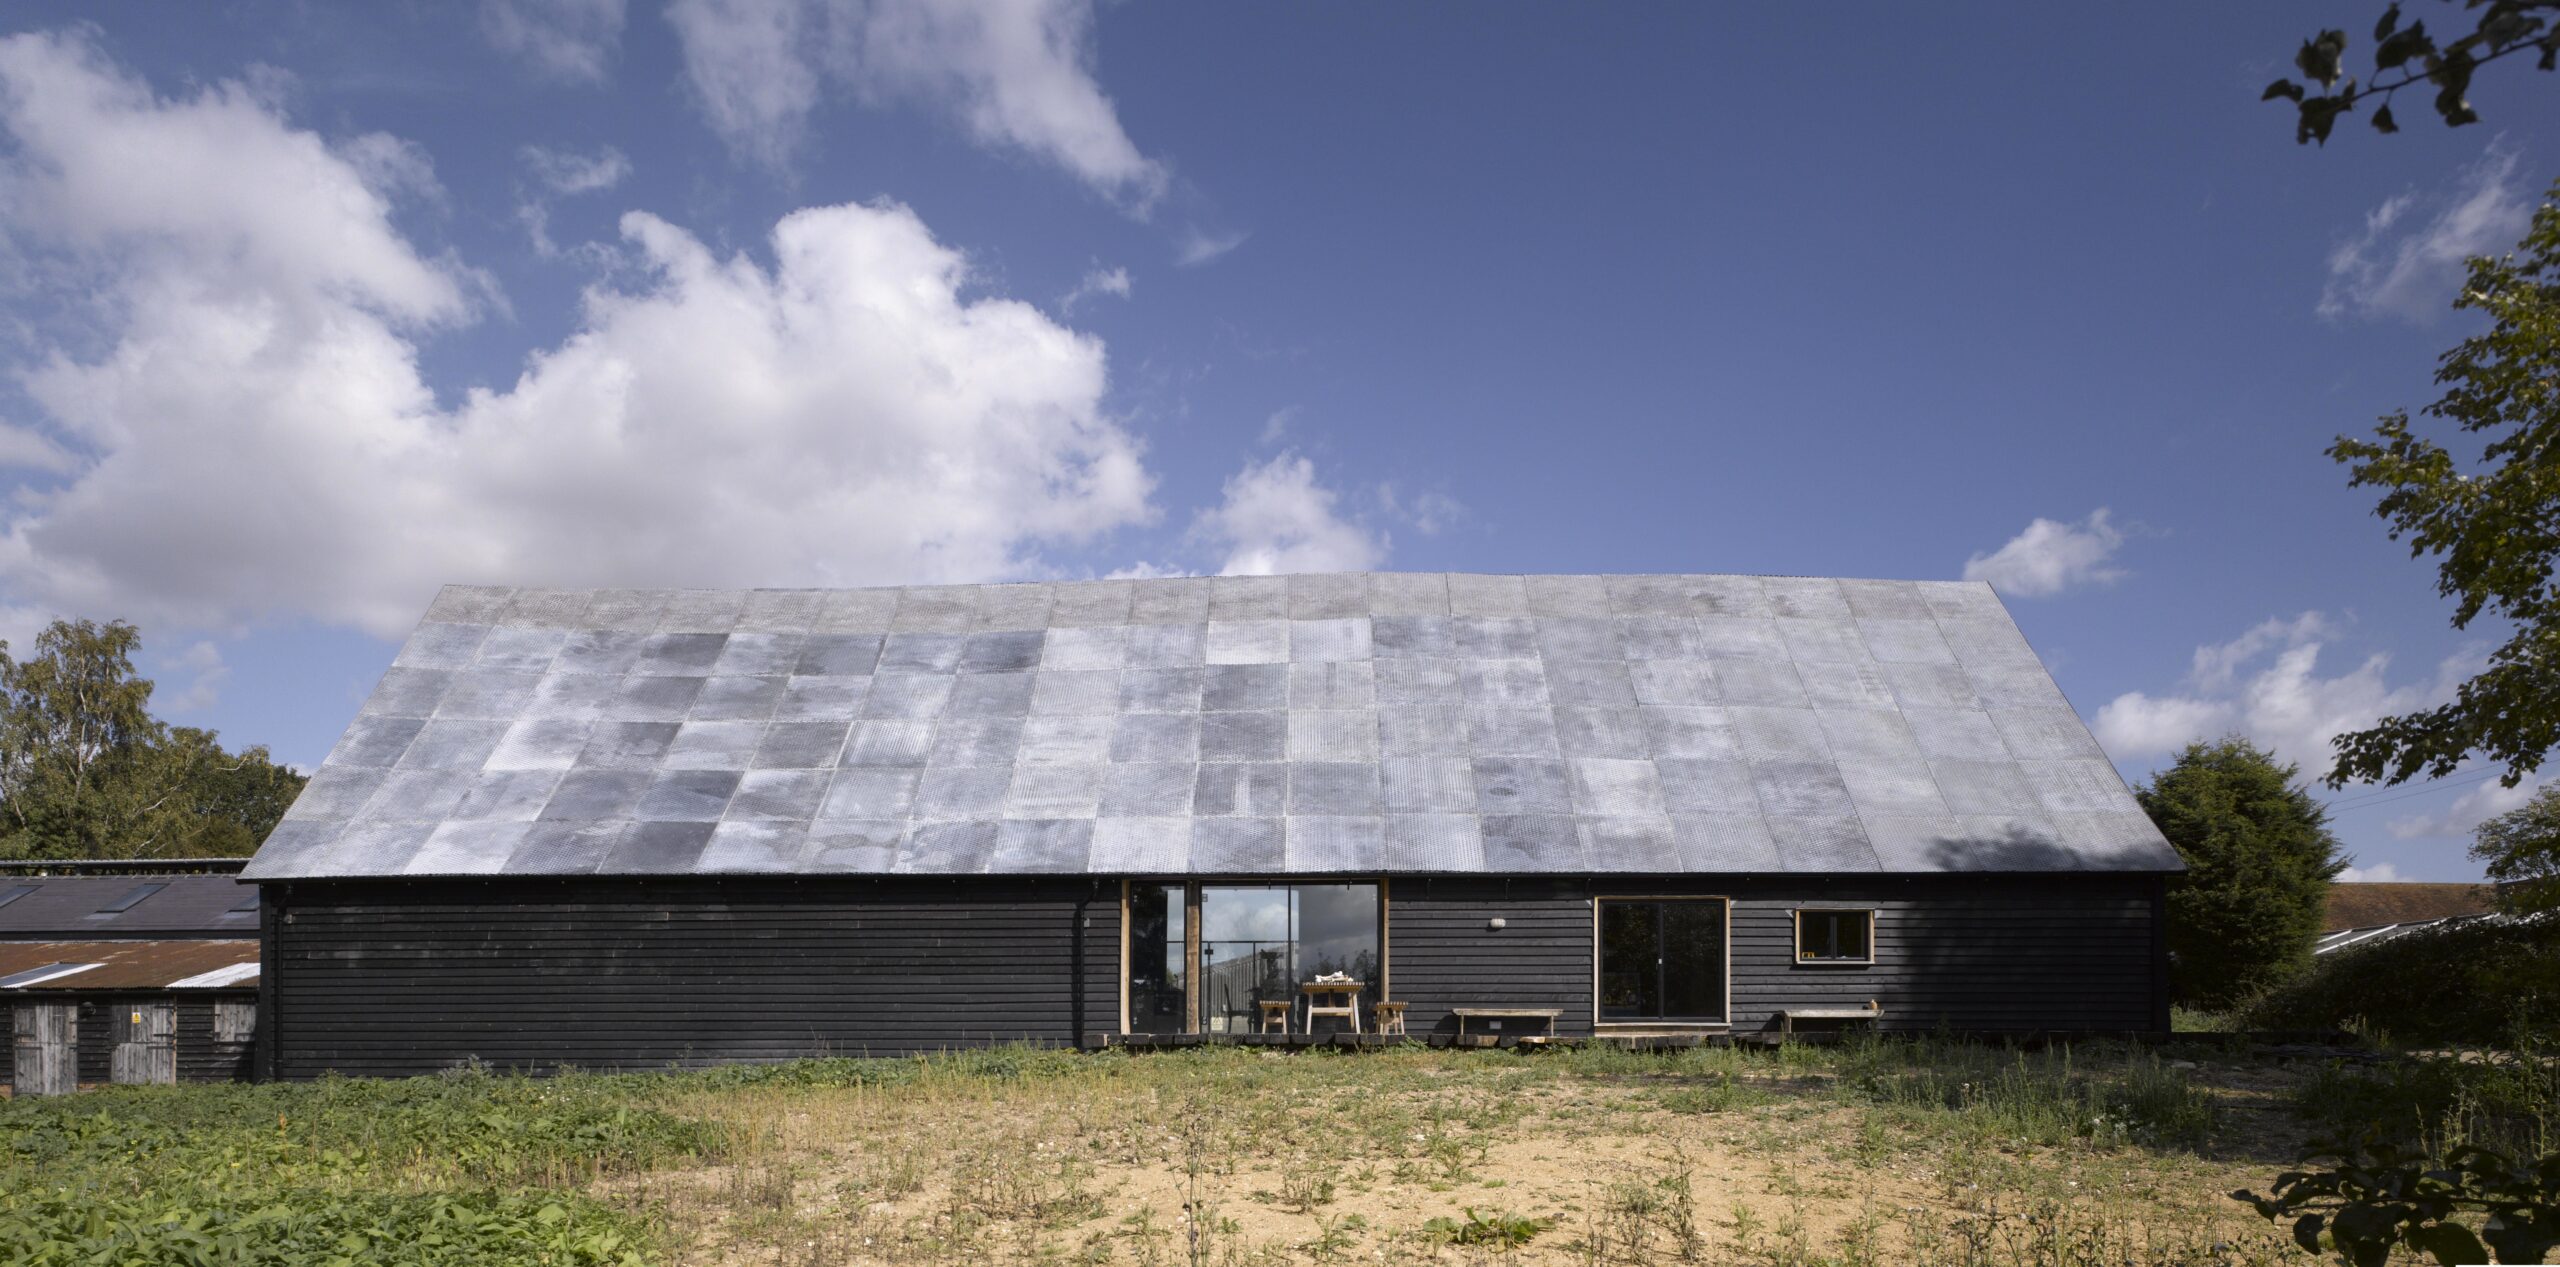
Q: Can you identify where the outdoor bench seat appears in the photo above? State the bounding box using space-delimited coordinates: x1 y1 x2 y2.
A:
1779 1004 1884 1034
1449 1007 1564 1040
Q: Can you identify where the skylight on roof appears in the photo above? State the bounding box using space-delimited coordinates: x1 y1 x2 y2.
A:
0 962 99 989
0 883 35 910
227 890 261 913
93 882 167 914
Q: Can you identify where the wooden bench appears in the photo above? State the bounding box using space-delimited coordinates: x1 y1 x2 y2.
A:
1779 1004 1884 1035
1450 1007 1563 1041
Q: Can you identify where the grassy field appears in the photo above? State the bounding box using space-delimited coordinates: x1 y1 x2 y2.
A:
4 1036 2552 1266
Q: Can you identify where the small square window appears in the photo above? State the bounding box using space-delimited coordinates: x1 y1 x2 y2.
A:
1795 909 1873 965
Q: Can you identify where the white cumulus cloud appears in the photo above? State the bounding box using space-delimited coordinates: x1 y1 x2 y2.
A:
1194 452 1385 577
668 0 1164 207
2090 612 2472 779
2335 862 2405 884
0 31 1152 638
1961 509 2126 597
2320 142 2532 323
480 0 628 85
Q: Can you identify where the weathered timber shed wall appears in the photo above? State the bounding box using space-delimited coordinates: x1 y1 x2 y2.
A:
264 872 2161 1078
72 996 255 1085
5 995 255 1089
262 878 1122 1078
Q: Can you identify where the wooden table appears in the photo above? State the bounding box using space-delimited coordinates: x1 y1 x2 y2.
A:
1301 980 1362 1034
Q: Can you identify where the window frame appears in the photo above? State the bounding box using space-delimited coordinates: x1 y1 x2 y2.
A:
1590 895 1732 1030
1119 878 1390 1035
1792 907 1877 967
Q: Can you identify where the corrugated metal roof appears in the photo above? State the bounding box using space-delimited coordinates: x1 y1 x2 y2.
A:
0 874 261 938
0 940 258 990
244 573 2181 879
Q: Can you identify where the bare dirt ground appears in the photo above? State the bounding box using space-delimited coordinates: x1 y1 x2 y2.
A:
603 1045 2317 1266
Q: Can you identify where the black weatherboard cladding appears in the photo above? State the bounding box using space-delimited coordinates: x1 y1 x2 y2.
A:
262 872 2160 1077
1391 874 2161 1037
264 877 1122 1078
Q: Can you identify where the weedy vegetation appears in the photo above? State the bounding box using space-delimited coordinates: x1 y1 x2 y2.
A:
8 1035 2536 1265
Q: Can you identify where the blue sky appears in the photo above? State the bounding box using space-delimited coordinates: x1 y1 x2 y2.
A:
0 2 2551 881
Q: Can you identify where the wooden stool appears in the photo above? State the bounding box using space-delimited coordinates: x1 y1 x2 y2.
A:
1256 999 1291 1034
1373 1001 1408 1036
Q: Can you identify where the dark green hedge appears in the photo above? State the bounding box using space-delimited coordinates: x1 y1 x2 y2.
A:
2241 914 2559 1045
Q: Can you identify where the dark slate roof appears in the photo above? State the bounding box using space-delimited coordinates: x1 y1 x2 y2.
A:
243 573 2180 880
0 874 260 938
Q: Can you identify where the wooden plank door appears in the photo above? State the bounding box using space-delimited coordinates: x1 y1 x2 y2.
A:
13 1003 76 1096
111 1002 176 1086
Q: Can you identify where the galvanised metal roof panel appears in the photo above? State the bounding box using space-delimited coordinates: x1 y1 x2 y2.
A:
244 574 2181 879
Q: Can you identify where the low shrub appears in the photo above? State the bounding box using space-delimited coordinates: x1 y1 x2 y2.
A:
2291 1042 2560 1159
0 1185 648 1267
1421 1207 1552 1247
1831 1035 2217 1151
0 1068 712 1265
2239 914 2560 1046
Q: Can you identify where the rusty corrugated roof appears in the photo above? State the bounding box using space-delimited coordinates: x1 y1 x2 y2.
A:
0 939 258 990
2323 882 2495 932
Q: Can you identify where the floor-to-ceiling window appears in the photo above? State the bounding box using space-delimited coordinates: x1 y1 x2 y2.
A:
1128 882 1382 1034
1127 883 1187 1034
1596 898 1729 1024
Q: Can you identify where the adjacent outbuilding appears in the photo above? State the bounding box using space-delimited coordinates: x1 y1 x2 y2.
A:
0 871 261 1094
243 573 2180 1077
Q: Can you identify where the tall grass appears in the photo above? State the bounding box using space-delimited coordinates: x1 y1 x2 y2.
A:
1826 1034 2218 1151
2289 1034 2560 1159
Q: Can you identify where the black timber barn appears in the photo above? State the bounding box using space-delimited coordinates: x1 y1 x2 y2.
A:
243 573 2179 1078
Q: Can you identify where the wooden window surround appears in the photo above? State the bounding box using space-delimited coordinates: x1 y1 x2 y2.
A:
1793 907 1876 966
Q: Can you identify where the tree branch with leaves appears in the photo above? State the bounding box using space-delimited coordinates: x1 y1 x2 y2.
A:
2326 179 2560 790
2264 2 2559 143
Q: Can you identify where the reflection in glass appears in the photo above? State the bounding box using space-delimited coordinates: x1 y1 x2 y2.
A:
1661 901 1726 1020
1127 883 1186 1033
1597 900 1727 1023
1598 901 1657 1019
1196 884 1380 1034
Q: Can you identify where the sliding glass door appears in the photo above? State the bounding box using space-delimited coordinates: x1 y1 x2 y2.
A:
1128 882 1381 1034
1597 898 1728 1023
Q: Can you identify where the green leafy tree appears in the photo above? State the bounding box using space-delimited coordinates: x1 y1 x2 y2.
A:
2327 181 2560 791
0 618 304 859
2471 784 2560 913
2138 738 2348 1010
2264 2 2559 144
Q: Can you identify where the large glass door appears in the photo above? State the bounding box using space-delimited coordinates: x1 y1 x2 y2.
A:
1597 899 1728 1023
1128 882 1381 1034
